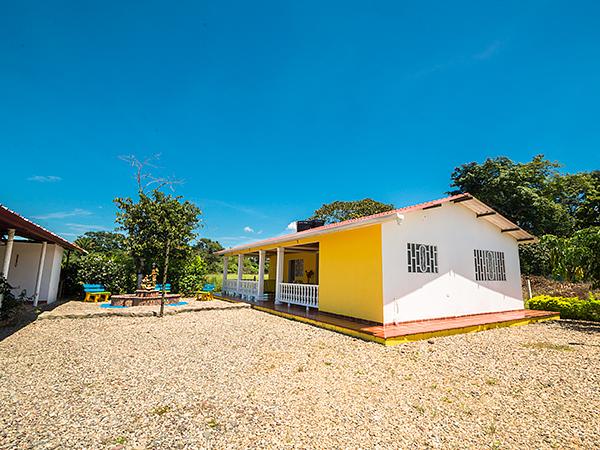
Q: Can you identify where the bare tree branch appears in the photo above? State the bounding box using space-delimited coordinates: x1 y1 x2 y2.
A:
118 154 183 192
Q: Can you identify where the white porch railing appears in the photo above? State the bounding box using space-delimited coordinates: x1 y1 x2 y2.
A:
278 283 318 309
222 279 261 300
239 280 258 299
222 279 237 295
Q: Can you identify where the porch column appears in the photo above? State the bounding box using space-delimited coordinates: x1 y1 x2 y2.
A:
275 247 284 304
222 256 228 294
257 250 265 300
33 241 48 307
237 253 243 295
1 228 16 278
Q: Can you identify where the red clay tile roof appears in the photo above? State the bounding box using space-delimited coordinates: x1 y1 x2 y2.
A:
218 193 538 255
0 204 85 252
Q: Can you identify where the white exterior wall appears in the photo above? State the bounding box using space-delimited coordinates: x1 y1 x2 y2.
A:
381 203 524 324
0 242 64 303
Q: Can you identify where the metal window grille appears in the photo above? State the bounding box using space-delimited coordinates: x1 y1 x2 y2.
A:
474 249 506 281
407 243 438 273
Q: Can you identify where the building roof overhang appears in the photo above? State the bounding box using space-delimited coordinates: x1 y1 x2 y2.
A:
0 204 86 253
216 193 537 256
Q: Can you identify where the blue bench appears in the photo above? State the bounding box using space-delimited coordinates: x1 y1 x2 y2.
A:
197 283 215 301
155 284 171 293
83 284 111 302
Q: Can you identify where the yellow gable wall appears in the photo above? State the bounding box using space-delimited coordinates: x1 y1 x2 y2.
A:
229 224 384 323
318 225 383 323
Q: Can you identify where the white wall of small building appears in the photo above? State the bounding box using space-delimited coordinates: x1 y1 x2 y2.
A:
381 203 524 324
0 241 64 303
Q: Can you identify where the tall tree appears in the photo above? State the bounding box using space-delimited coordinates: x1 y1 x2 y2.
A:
310 198 395 224
449 155 574 236
194 238 224 273
115 191 201 316
74 231 127 254
545 170 600 230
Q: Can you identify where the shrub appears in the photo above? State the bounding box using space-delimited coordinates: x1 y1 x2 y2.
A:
0 276 19 320
519 242 551 276
178 255 208 296
205 274 223 293
75 252 135 294
528 294 600 322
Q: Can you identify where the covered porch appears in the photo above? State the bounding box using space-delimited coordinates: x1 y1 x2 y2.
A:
221 242 320 310
0 204 84 307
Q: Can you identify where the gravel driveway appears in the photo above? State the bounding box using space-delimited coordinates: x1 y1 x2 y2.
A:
0 303 598 449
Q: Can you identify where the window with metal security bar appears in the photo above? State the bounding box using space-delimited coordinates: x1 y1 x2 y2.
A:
407 243 438 273
474 249 506 281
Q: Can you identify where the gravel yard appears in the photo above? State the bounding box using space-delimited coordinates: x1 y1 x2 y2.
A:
1 302 599 449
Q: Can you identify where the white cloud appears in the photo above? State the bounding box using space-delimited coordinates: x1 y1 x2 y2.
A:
243 226 254 233
411 39 505 79
27 175 62 183
286 221 297 232
474 40 503 60
32 209 92 220
65 223 111 233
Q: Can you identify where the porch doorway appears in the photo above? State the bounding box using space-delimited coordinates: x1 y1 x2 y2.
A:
277 242 320 310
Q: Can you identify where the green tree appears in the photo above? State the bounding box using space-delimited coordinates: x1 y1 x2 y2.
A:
194 238 224 273
518 242 551 276
66 232 134 298
449 155 573 236
310 198 395 224
74 231 127 253
541 227 600 285
545 170 600 230
115 189 201 316
178 255 208 296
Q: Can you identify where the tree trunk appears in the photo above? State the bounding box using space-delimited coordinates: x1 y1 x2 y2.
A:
159 241 170 317
136 257 145 290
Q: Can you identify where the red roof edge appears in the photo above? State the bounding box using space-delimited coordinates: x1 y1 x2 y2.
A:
217 193 471 254
0 204 86 253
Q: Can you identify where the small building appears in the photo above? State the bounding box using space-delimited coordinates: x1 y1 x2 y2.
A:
216 194 537 325
0 204 83 306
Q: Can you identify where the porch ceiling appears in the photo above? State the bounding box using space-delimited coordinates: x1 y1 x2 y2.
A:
236 243 319 257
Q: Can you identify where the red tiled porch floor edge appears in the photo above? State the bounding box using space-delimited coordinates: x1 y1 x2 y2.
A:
214 294 559 345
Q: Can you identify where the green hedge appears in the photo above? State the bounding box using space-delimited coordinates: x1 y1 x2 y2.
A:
528 295 600 322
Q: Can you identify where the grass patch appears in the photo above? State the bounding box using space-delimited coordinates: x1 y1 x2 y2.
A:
206 417 220 428
485 378 499 386
151 405 172 416
412 404 425 414
522 342 572 351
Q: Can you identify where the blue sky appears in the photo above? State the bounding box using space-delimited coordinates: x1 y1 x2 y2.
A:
1 1 599 248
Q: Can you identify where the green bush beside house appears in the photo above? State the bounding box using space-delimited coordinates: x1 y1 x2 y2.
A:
528 295 600 322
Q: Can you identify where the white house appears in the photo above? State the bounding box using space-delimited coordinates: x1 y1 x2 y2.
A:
0 204 83 307
217 194 536 325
